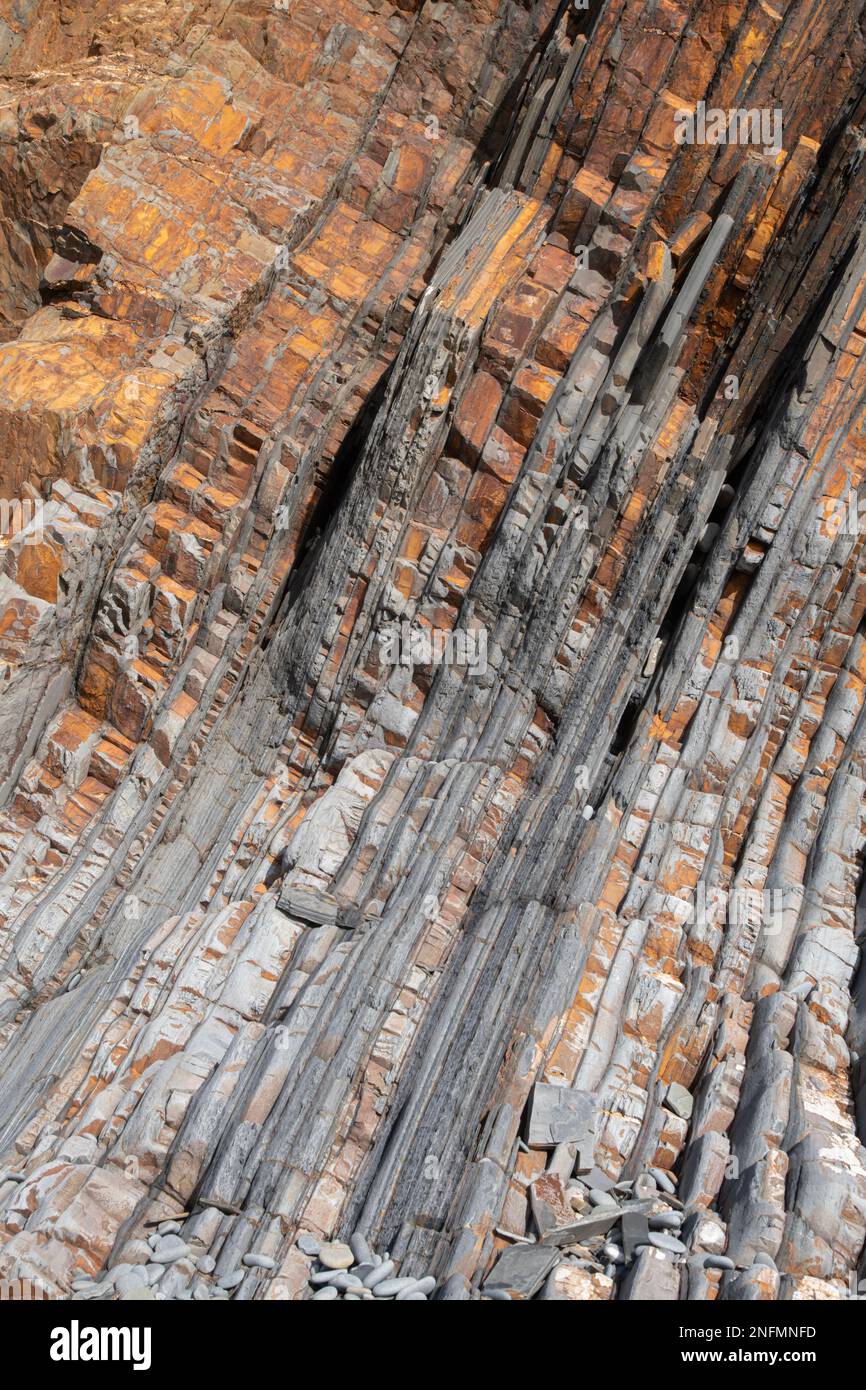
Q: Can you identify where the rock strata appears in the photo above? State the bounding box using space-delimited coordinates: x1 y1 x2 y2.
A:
0 0 865 1305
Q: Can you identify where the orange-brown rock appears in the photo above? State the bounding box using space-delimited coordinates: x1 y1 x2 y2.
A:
0 0 864 1316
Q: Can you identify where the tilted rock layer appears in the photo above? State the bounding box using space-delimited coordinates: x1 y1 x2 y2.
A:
0 0 865 1302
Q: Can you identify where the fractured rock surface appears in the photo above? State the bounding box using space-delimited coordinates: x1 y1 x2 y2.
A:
0 0 865 1303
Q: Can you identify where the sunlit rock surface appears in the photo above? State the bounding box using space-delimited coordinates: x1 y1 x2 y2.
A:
0 0 865 1302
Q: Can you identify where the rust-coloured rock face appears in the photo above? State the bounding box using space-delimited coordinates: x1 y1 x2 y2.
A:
0 0 865 1314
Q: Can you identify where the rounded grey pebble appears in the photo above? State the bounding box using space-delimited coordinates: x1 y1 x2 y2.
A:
158 1220 182 1236
352 1262 377 1281
152 1245 191 1265
218 1269 244 1290
310 1269 340 1286
297 1234 321 1257
115 1271 148 1297
145 1265 164 1284
363 1259 395 1289
486 1288 511 1300
701 1255 735 1270
349 1231 372 1265
373 1276 417 1297
400 1292 427 1300
317 1241 354 1270
604 1263 617 1278
344 1293 361 1301
242 1253 276 1270
648 1232 686 1254
330 1273 363 1292
588 1189 618 1208
151 1236 191 1264
649 1212 682 1231
198 1255 216 1275
312 1285 339 1301
394 1277 436 1298
602 1243 624 1262
649 1167 676 1194
753 1252 777 1269
633 1174 657 1199
406 1276 436 1296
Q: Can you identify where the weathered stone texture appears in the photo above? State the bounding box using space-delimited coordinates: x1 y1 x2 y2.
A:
0 0 865 1303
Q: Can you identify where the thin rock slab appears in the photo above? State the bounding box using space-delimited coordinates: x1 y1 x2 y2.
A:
621 1209 650 1263
665 1083 694 1120
539 1207 622 1246
620 1248 682 1301
525 1083 596 1149
483 1243 559 1298
276 885 341 927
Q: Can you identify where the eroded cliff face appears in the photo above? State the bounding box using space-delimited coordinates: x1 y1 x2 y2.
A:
0 0 865 1304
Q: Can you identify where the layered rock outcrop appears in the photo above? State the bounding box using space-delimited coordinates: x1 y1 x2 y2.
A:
0 0 865 1302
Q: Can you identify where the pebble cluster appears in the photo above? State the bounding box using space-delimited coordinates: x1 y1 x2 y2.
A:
299 1231 436 1301
68 1219 278 1302
60 1161 776 1303
576 1168 726 1274
64 1217 436 1303
484 1158 779 1299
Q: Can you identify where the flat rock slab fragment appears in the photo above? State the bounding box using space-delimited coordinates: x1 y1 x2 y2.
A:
525 1084 596 1149
620 1251 682 1302
277 885 341 927
664 1083 694 1120
621 1210 651 1264
539 1208 623 1247
483 1245 559 1300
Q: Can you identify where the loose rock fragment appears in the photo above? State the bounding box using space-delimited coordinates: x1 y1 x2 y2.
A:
317 1242 355 1271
